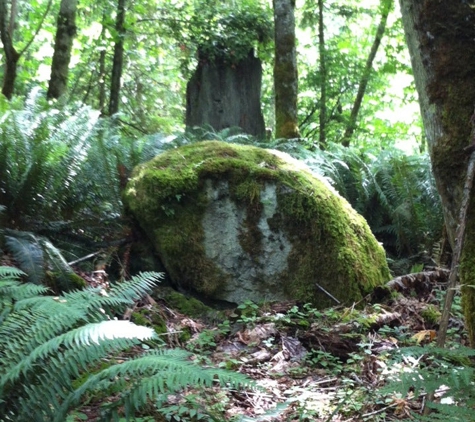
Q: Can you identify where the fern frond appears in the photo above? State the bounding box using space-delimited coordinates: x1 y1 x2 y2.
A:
3 229 87 290
50 271 163 319
0 266 25 279
382 345 475 421
56 348 254 422
4 231 45 284
3 327 156 421
0 280 48 300
0 270 172 419
413 400 475 421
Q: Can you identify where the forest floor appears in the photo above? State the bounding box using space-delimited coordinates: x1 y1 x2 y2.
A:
74 268 467 422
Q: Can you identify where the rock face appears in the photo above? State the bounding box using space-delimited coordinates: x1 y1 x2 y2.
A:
124 141 390 307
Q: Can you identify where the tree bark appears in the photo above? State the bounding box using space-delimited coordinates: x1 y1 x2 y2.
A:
98 15 107 114
109 0 126 116
273 0 300 139
47 0 78 100
186 51 265 138
8 0 16 35
342 0 392 147
317 0 326 148
399 0 475 345
0 0 19 100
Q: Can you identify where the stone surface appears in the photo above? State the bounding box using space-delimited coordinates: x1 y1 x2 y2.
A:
124 141 390 307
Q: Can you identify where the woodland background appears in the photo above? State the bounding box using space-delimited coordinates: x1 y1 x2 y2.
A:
1 0 473 421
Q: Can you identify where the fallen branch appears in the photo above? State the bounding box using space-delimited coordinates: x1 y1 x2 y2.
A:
386 269 450 292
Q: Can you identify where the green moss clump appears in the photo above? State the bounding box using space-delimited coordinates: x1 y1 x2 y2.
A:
124 141 390 308
420 304 441 325
131 308 167 335
164 290 215 319
67 272 87 288
45 271 87 292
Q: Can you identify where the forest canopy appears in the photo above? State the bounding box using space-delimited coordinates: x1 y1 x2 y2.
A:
0 0 420 148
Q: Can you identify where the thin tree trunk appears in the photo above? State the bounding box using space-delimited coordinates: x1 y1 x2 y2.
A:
0 0 51 99
317 0 326 148
8 0 16 35
0 0 19 99
273 0 300 139
437 147 475 348
47 0 78 100
99 48 106 112
341 0 392 147
109 0 126 116
98 19 107 113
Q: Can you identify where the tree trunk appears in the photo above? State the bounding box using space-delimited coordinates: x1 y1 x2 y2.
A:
399 1 475 344
98 15 107 114
0 0 19 100
185 50 265 138
342 0 392 147
47 0 78 100
317 0 326 148
109 0 126 116
273 0 300 139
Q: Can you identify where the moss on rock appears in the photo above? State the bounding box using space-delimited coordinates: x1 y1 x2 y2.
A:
131 308 167 335
163 289 217 318
124 141 390 308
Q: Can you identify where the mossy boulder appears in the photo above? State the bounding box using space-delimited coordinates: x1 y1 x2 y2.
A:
124 141 390 307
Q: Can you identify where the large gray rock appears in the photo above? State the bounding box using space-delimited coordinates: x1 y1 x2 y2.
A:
202 180 292 303
124 141 390 307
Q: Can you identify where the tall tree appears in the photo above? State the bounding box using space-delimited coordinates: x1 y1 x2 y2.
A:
273 0 300 139
341 0 392 147
399 1 475 344
317 0 326 147
47 0 78 100
0 0 52 99
109 0 126 116
0 0 19 99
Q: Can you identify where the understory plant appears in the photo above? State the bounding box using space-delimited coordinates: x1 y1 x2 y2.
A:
0 90 163 280
382 345 475 421
0 90 148 240
0 267 251 421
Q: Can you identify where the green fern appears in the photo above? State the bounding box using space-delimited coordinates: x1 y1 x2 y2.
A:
0 268 252 421
3 229 85 291
382 345 475 420
4 230 46 284
57 349 252 422
0 90 100 227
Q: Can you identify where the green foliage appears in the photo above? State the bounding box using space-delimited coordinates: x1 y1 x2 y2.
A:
0 268 251 421
305 142 443 259
298 0 419 148
382 345 475 421
0 90 100 227
3 228 85 290
162 0 273 68
0 91 160 262
158 390 231 421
